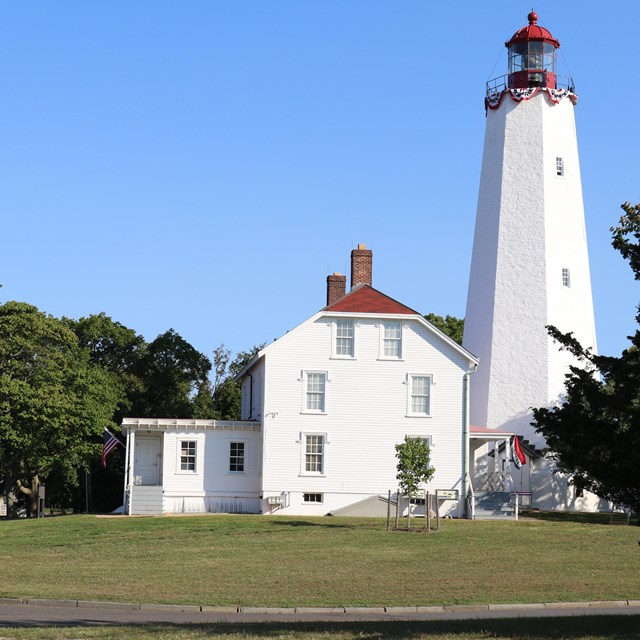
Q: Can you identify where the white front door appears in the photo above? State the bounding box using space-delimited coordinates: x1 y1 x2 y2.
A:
134 437 162 485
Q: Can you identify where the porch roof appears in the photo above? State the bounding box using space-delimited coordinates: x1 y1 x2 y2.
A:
121 418 261 432
470 425 514 440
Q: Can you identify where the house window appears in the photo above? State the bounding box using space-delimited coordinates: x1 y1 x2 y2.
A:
180 441 197 472
229 442 245 473
556 157 564 176
335 319 354 357
562 268 571 287
303 493 323 503
408 375 432 416
305 372 326 412
383 321 402 358
305 434 325 474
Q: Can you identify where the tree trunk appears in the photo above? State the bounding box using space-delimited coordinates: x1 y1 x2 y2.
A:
3 463 19 519
17 474 39 517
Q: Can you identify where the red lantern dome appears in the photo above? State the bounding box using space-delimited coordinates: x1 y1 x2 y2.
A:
505 12 560 90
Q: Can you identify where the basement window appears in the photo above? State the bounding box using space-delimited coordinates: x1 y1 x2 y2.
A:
303 493 323 504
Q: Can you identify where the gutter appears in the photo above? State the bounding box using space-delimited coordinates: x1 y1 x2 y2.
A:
462 364 477 518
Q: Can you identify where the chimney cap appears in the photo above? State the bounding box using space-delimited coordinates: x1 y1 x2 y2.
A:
357 243 367 250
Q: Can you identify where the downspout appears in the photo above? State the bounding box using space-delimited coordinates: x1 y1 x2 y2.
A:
462 364 477 518
122 428 130 513
128 430 136 516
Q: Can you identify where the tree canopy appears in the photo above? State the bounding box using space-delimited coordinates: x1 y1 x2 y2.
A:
1 304 260 515
395 435 435 498
533 202 640 514
424 313 464 344
0 302 124 516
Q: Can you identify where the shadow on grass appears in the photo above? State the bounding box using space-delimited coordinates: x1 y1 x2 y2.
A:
4 616 640 638
270 520 353 528
207 616 638 638
520 511 638 526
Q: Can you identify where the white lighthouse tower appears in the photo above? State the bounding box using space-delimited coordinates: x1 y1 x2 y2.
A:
463 12 601 510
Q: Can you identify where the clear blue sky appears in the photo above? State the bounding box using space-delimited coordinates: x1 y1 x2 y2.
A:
2 1 638 361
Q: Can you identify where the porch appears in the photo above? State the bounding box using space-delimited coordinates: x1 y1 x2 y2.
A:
122 418 262 516
466 425 533 519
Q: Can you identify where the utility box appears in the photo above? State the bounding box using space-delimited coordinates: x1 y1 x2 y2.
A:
37 484 45 518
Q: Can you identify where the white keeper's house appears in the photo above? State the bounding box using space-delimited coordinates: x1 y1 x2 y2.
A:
122 245 479 516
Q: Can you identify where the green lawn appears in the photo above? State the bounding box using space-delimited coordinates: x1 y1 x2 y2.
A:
1 514 639 607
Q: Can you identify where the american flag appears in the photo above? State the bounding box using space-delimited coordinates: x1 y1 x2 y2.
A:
511 435 527 469
101 429 122 468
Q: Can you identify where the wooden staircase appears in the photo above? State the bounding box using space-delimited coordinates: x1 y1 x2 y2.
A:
473 491 516 519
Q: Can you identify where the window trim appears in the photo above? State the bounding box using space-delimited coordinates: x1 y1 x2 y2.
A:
228 440 247 474
177 439 198 474
379 321 403 360
406 374 433 417
404 435 434 482
405 434 433 448
301 370 328 414
332 318 356 359
300 432 327 476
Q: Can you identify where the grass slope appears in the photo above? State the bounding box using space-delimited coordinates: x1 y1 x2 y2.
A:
1 515 639 607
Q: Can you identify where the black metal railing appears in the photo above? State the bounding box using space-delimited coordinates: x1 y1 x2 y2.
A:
486 74 576 97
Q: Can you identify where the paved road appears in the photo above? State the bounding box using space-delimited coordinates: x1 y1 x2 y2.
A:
0 600 639 627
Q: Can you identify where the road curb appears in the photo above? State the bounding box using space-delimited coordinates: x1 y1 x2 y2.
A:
77 600 141 610
24 599 79 608
4 597 640 615
489 603 545 610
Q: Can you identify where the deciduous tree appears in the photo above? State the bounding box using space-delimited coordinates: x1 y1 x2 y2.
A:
424 313 464 344
395 435 435 528
0 302 123 517
533 202 640 514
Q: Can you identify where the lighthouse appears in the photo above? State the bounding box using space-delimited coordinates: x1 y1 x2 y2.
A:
463 12 601 510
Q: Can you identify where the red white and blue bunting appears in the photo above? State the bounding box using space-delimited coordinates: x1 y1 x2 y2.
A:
485 88 578 112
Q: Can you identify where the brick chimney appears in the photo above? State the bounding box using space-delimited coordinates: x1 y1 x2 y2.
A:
326 272 347 306
350 244 372 289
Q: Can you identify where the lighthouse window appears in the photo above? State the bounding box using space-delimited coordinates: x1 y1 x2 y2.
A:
556 157 564 176
527 41 544 70
562 268 571 288
509 42 556 76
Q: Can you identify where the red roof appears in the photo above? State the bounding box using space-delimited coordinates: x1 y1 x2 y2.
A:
506 11 559 48
470 425 513 435
323 284 418 315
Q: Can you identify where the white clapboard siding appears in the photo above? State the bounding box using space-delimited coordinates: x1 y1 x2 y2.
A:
163 429 262 495
241 358 265 420
122 419 263 515
249 313 475 515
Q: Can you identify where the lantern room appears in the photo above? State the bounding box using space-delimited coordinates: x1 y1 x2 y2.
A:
506 11 559 89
